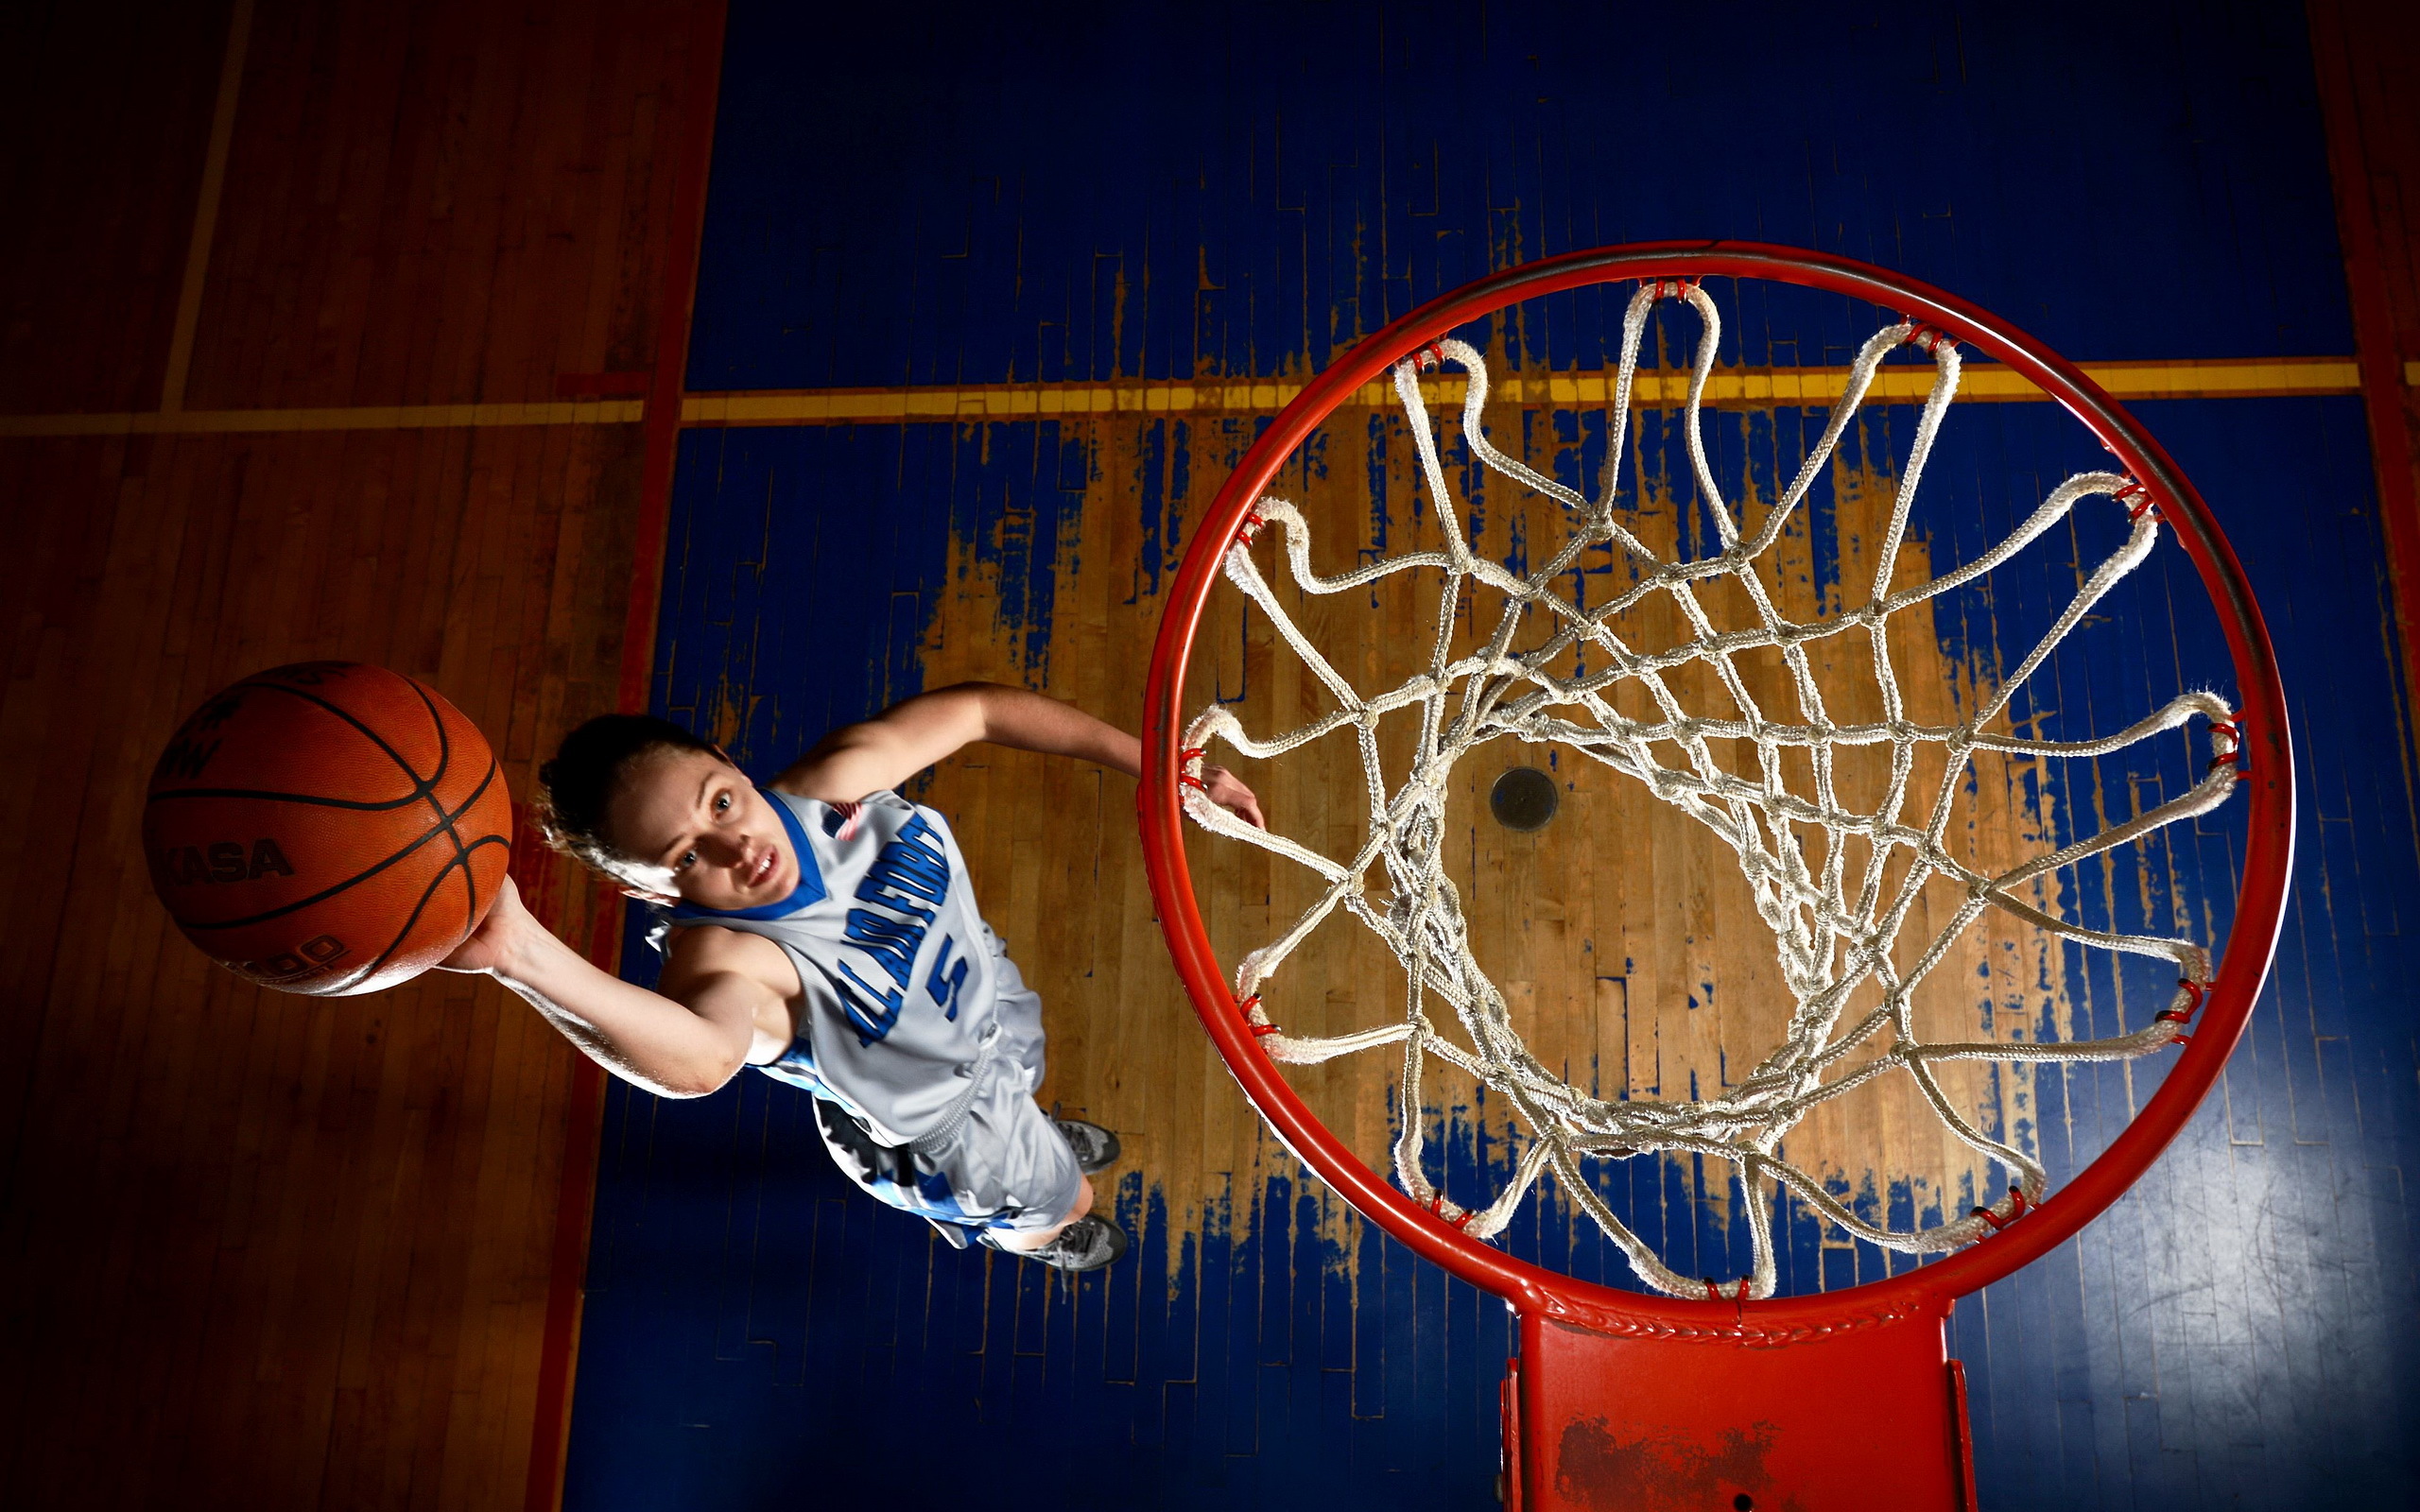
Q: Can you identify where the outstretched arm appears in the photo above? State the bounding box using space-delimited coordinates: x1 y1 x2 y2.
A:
440 877 776 1097
774 680 1265 826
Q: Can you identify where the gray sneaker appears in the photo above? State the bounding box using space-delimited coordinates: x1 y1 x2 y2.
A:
1021 1213 1130 1272
1052 1117 1121 1174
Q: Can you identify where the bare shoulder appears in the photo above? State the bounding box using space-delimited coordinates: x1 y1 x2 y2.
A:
658 922 798 1004
764 765 847 804
769 686 990 804
766 736 860 804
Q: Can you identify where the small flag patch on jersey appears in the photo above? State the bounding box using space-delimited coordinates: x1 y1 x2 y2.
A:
822 800 863 841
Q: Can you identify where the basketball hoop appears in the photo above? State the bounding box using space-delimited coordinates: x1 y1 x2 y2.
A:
1138 243 2292 1509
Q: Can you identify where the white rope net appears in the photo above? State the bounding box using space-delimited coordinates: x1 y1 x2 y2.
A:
1178 279 2244 1300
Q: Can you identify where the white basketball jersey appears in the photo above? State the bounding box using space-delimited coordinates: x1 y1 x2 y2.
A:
661 788 1004 1146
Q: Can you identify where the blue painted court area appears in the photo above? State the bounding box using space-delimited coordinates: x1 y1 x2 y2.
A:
564 4 2419 1507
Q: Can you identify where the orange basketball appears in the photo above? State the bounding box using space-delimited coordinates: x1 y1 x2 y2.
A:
143 662 513 996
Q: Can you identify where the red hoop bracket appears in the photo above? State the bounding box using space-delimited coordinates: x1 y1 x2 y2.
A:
1235 993 1283 1039
2114 479 2158 521
1139 240 2296 1342
2156 977 2214 1047
1969 1185 2032 1233
1906 320 1958 353
1426 1192 1478 1231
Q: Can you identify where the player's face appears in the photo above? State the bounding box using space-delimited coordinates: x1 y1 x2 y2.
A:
602 747 799 910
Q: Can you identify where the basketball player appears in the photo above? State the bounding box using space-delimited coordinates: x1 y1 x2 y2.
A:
439 683 1263 1271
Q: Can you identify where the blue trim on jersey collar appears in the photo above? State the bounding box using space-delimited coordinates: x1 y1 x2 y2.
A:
668 787 827 921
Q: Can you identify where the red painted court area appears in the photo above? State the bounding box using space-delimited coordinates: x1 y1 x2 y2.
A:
2 4 2417 1509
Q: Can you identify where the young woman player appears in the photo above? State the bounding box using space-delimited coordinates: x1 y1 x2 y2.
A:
440 683 1263 1270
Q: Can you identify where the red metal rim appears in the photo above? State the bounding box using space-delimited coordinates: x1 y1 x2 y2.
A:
1138 240 2295 1339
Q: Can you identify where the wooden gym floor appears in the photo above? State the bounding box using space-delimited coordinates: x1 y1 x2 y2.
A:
0 3 717 1505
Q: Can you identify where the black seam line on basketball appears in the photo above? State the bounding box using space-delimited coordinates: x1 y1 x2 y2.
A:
319 832 510 993
246 679 451 795
403 676 456 829
147 787 436 812
441 749 478 976
334 834 509 991
326 833 509 992
423 759 495 908
175 757 500 933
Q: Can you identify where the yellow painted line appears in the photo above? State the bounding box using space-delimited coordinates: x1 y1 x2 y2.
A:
0 400 646 438
683 355 2361 426
0 356 2362 439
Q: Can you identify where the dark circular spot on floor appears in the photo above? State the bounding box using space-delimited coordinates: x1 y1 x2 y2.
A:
1490 765 1559 832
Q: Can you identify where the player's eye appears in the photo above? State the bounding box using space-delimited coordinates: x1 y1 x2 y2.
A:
715 792 732 814
677 850 697 869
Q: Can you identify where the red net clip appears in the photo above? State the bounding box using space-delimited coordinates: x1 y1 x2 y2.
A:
1906 321 1957 354
2205 721 2247 775
1238 994 1281 1037
2157 977 2211 1031
1703 1277 1751 1301
1644 277 1699 301
1235 508 1269 546
1407 340 1447 372
1970 1185 2031 1232
1426 1192 1478 1230
2112 480 2156 522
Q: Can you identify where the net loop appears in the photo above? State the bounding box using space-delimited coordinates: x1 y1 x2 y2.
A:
1905 321 1958 353
2156 979 2212 1044
1970 1185 2031 1232
1427 1191 1479 1230
1182 284 2239 1298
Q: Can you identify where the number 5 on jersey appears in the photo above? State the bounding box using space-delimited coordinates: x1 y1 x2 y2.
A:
926 935 970 1021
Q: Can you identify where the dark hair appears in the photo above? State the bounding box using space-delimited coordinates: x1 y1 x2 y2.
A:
536 714 718 874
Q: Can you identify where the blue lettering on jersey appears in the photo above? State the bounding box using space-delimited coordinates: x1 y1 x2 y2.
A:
859 815 950 916
834 961 906 1044
832 814 958 1046
843 907 920 988
926 934 969 1021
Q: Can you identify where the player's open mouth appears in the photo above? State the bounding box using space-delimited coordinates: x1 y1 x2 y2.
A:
750 849 777 888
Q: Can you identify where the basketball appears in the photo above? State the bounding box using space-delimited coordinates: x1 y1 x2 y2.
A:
143 662 513 996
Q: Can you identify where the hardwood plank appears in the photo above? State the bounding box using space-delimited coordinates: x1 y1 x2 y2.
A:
0 3 705 1506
